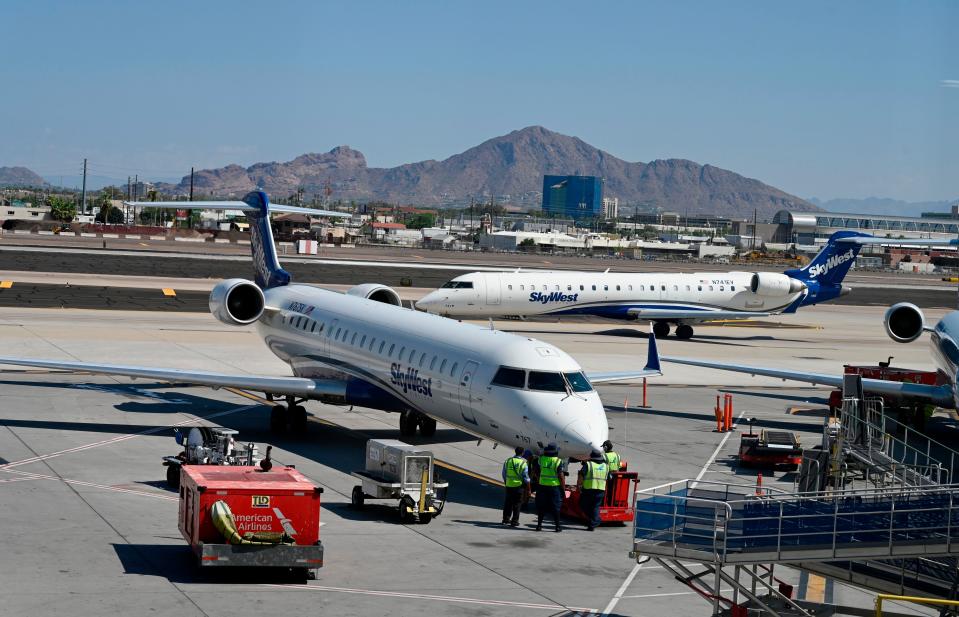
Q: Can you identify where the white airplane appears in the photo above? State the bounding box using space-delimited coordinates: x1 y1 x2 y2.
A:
0 191 662 459
416 232 957 340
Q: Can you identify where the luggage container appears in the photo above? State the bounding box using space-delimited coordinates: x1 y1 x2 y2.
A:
350 439 448 523
561 471 640 525
178 465 324 580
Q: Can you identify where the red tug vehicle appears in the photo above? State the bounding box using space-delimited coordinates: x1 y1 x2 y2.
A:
561 467 640 525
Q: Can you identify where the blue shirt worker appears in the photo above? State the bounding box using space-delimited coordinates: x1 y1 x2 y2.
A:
535 442 565 532
502 446 530 527
579 449 609 531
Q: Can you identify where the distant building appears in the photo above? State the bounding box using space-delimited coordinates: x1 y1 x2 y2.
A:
542 175 602 220
602 197 619 219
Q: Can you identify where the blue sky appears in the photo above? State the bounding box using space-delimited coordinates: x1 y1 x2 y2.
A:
2 0 957 201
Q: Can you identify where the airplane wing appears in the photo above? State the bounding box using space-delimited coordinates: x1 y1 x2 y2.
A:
0 356 346 399
124 200 351 218
661 355 954 407
626 308 770 322
586 328 662 384
834 236 959 247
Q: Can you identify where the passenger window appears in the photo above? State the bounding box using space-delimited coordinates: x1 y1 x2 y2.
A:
616 285 621 291
369 337 376 351
698 285 702 291
450 362 458 377
360 335 367 347
310 322 317 333
592 285 596 291
673 285 678 291
731 286 736 291
508 285 513 290
720 285 725 291
709 285 714 291
440 359 447 372
661 285 666 291
520 285 525 290
554 285 560 291
389 343 395 356
409 348 416 362
580 285 584 291
686 285 691 291
351 332 357 345
604 285 608 291
399 346 405 360
640 285 645 291
628 285 633 291
419 352 426 367
542 285 547 291
430 356 437 370
379 341 385 354
491 367 526 388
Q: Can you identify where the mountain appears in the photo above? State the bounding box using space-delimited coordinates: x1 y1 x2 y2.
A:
809 197 957 216
156 126 820 219
0 166 47 187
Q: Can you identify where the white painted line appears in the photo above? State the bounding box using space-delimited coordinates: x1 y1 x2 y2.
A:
1 468 178 501
268 583 596 612
0 403 259 469
621 591 696 599
602 410 746 616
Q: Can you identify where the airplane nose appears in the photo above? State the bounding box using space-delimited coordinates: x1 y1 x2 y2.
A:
415 293 439 312
561 418 604 458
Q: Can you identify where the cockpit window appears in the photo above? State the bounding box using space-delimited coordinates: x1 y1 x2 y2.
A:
564 372 593 393
491 367 526 388
527 371 566 392
441 281 474 289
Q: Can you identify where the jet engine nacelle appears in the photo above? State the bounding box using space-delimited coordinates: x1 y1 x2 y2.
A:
346 283 402 306
750 272 806 296
884 302 925 344
209 278 266 326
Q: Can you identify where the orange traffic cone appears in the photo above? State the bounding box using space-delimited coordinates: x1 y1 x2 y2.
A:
714 395 723 432
755 472 763 496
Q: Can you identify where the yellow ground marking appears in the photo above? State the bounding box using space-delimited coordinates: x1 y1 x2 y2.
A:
0 281 12 289
162 288 176 297
806 574 826 603
221 387 504 486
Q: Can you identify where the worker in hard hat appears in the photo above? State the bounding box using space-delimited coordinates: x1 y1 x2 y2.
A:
501 446 530 527
535 442 564 532
602 440 622 472
579 449 609 531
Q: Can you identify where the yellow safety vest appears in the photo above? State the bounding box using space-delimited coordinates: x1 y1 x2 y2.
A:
583 461 608 490
504 457 528 488
538 456 562 487
604 451 621 471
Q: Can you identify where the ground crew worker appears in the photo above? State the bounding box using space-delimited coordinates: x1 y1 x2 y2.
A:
602 440 622 472
535 442 564 532
501 446 529 527
579 449 609 531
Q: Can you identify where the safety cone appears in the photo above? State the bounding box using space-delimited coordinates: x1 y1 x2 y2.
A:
724 394 734 432
755 472 763 496
714 395 723 432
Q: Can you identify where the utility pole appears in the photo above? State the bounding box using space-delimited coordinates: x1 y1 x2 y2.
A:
80 158 88 215
189 167 195 201
752 207 758 252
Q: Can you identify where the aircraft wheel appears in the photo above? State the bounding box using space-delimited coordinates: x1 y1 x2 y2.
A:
652 322 670 338
675 324 694 340
399 411 416 437
290 405 308 434
270 405 287 433
419 416 437 437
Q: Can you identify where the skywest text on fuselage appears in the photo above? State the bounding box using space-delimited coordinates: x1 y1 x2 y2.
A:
529 291 579 304
390 363 433 397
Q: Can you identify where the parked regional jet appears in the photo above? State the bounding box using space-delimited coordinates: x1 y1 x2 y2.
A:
417 232 955 340
663 302 958 409
0 191 661 459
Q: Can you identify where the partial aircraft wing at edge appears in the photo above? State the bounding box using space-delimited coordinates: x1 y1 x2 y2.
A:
661 355 954 407
626 309 770 321
0 356 346 399
123 201 351 218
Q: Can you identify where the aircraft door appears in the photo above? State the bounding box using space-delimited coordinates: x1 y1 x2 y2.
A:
457 360 480 425
485 274 501 305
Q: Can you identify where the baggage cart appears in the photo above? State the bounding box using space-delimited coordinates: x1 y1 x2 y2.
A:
561 471 640 525
350 439 448 524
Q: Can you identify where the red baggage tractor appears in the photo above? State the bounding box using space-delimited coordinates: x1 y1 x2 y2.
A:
179 465 324 576
561 471 640 525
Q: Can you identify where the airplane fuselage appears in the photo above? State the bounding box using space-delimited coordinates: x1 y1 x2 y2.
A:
256 283 609 458
417 271 803 320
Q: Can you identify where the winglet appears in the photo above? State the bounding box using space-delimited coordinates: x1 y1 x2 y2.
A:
644 322 661 373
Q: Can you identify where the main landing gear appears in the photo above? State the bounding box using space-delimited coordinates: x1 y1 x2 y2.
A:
652 322 695 340
268 394 309 434
399 410 437 438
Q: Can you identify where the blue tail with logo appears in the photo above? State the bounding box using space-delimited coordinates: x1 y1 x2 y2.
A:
242 190 292 290
784 231 870 307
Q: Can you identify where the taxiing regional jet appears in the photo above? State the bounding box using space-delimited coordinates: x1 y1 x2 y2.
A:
0 191 661 459
417 232 957 340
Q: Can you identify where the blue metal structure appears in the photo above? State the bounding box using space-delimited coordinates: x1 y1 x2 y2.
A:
542 175 602 220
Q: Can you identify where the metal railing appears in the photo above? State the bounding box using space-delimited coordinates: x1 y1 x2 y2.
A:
634 479 959 565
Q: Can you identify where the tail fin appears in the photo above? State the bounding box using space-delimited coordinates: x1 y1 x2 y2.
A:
242 190 291 289
644 324 661 373
784 231 869 286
